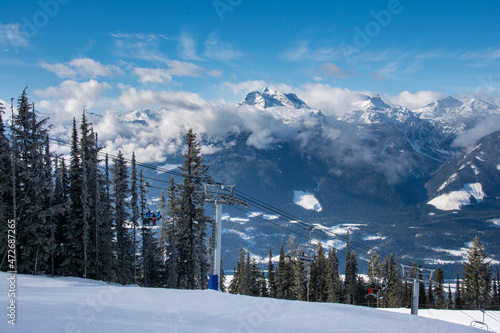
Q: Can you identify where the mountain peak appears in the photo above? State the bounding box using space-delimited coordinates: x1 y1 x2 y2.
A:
239 88 310 110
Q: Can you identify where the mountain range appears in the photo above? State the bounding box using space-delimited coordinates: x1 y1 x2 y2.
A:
46 88 500 274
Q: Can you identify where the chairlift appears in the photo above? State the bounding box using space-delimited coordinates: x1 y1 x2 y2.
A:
470 309 489 331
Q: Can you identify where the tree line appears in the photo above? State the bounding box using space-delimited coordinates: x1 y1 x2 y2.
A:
0 89 212 289
229 232 500 310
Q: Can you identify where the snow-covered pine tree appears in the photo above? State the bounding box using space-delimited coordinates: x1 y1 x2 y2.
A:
463 237 492 309
112 150 134 284
176 129 211 289
11 89 53 274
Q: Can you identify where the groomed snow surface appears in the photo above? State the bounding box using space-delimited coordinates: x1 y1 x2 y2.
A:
293 190 322 212
1 272 493 333
428 183 486 211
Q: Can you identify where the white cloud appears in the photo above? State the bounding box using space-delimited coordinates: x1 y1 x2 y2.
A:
34 79 110 120
293 83 369 116
383 90 447 110
118 87 207 111
39 61 76 78
222 80 269 95
0 23 29 48
281 41 342 62
133 61 221 84
203 33 242 60
453 115 500 148
178 32 199 60
69 58 123 77
110 32 169 62
133 68 172 84
40 58 123 78
316 62 356 79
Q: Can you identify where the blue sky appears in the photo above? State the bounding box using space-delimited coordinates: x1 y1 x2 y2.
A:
1 0 500 122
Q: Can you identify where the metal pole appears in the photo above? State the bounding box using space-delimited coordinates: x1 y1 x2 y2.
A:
411 280 419 315
209 201 222 291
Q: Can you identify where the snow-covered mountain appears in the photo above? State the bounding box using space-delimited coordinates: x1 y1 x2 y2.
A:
43 88 500 272
415 96 500 134
239 87 310 109
426 130 500 210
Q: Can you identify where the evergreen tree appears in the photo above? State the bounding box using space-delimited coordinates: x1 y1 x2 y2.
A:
386 254 403 308
434 267 446 309
267 249 276 298
130 152 139 284
344 230 358 304
51 156 69 275
454 273 463 309
418 259 427 309
62 118 84 276
164 176 179 288
310 242 327 302
325 247 342 303
229 246 246 294
176 129 211 289
0 101 13 271
447 283 453 309
98 154 116 282
462 237 492 309
112 150 134 284
427 283 435 308
11 89 53 274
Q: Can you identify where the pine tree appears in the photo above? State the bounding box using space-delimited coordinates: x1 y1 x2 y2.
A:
344 230 358 304
52 156 69 275
112 150 134 284
326 247 342 303
427 283 435 308
447 283 453 309
434 267 446 309
164 175 179 288
0 101 13 271
62 118 84 276
454 273 463 310
418 259 427 309
130 152 139 284
229 246 246 294
310 242 327 302
11 89 53 274
176 129 212 289
97 154 116 282
463 237 492 309
267 249 276 298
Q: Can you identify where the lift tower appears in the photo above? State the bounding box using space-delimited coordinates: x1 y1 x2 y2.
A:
204 184 248 291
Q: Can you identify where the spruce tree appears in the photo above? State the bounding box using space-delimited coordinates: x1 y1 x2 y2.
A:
344 230 358 304
164 175 179 288
98 154 116 282
112 150 134 284
130 152 139 284
326 247 341 303
267 249 277 298
11 89 53 274
176 129 211 289
0 101 13 271
463 237 492 309
62 118 84 276
434 267 446 309
454 273 463 310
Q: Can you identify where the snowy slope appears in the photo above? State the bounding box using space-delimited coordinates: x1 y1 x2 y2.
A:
0 272 489 333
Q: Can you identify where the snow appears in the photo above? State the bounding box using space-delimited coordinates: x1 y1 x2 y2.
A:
293 190 322 212
0 272 488 333
428 183 485 211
